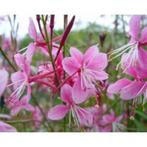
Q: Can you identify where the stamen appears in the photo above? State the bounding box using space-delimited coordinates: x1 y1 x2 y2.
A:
71 107 80 128
18 46 28 53
9 81 26 99
136 82 147 96
109 42 136 61
7 78 25 87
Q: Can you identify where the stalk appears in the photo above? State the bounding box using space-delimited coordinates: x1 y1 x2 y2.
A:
41 15 59 86
0 47 17 71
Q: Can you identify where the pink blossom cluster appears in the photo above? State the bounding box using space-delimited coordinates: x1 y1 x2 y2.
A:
0 15 146 132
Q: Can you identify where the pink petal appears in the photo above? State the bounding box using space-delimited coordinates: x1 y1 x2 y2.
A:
70 47 83 63
0 68 8 97
11 104 32 116
10 95 33 116
107 78 131 94
14 53 30 74
120 81 146 100
138 47 147 69
139 27 147 44
93 70 108 81
74 106 93 127
48 105 69 120
129 15 141 40
62 57 80 75
28 18 37 40
84 45 99 64
60 84 73 104
86 53 108 70
26 43 36 63
72 78 89 104
0 121 17 132
11 71 25 90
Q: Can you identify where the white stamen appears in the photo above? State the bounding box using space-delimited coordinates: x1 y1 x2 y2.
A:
136 82 147 96
18 46 28 53
7 78 25 87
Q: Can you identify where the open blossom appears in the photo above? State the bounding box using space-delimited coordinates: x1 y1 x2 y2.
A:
108 51 147 101
6 94 33 116
24 18 61 57
88 105 124 132
110 15 147 70
0 68 8 97
10 53 32 99
48 84 93 127
108 77 147 101
98 111 124 132
62 45 108 103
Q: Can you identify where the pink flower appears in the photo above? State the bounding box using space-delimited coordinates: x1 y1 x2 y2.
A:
88 105 124 132
26 18 61 57
98 111 124 132
110 15 147 70
6 94 33 116
10 53 31 99
48 84 93 127
62 45 108 103
0 121 17 132
107 77 147 100
0 68 8 97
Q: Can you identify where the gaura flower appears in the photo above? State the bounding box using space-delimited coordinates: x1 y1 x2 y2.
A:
110 15 147 70
6 94 33 116
62 45 108 103
23 18 61 57
48 84 93 127
107 76 147 100
9 53 32 99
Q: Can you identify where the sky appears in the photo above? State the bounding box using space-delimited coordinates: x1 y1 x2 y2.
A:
0 15 130 38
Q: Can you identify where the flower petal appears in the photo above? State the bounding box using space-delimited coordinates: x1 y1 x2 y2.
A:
28 18 37 40
72 78 90 104
120 81 146 100
60 84 73 104
11 71 25 90
92 70 108 81
107 78 131 94
138 47 147 69
0 68 8 97
70 47 83 63
62 57 80 75
86 53 108 70
0 121 17 132
74 106 93 127
83 45 99 64
129 15 141 40
139 27 147 44
14 53 30 74
48 105 69 120
26 43 36 63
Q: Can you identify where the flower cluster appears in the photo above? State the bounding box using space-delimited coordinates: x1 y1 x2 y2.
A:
0 15 146 132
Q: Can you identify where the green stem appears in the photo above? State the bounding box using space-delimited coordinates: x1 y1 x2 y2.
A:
41 15 59 86
6 119 33 124
0 47 17 71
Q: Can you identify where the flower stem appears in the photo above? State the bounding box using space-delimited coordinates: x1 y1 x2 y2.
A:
0 47 17 71
41 15 59 86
